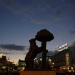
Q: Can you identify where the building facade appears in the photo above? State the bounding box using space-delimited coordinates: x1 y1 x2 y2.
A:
0 56 16 70
52 42 75 72
18 59 26 71
52 49 70 67
69 41 75 66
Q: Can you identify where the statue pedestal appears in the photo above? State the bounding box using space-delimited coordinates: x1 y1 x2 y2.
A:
20 71 56 75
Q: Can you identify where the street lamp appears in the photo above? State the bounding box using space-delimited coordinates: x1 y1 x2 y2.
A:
51 62 54 70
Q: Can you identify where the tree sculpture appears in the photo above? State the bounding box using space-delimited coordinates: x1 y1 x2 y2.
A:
35 29 54 69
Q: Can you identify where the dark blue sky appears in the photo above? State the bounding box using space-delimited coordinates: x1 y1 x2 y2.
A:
0 0 75 64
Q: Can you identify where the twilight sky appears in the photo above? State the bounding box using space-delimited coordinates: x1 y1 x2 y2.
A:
0 0 75 64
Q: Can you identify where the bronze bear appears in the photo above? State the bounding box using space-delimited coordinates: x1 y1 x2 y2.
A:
25 38 48 70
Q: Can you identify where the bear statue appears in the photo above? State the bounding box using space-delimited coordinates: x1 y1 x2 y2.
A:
25 38 48 70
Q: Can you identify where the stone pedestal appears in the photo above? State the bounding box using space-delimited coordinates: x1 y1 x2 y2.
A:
20 71 56 75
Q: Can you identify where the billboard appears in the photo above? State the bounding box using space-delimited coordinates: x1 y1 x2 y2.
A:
57 43 68 52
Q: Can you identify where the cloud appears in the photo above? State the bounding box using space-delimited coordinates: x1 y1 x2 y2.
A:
69 30 75 34
0 51 27 55
0 44 25 51
0 0 35 14
54 9 62 19
31 17 51 24
0 51 13 55
0 0 74 24
54 32 60 35
0 0 25 13
2 52 11 54
59 0 75 8
43 0 55 9
68 0 75 7
0 0 61 24
65 10 75 23
22 53 27 55
70 15 75 22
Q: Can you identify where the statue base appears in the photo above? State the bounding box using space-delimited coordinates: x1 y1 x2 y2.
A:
20 70 56 75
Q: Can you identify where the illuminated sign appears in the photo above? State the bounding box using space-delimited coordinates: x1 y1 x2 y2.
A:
57 43 68 52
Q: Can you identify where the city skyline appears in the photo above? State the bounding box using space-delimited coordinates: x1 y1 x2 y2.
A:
0 0 75 63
